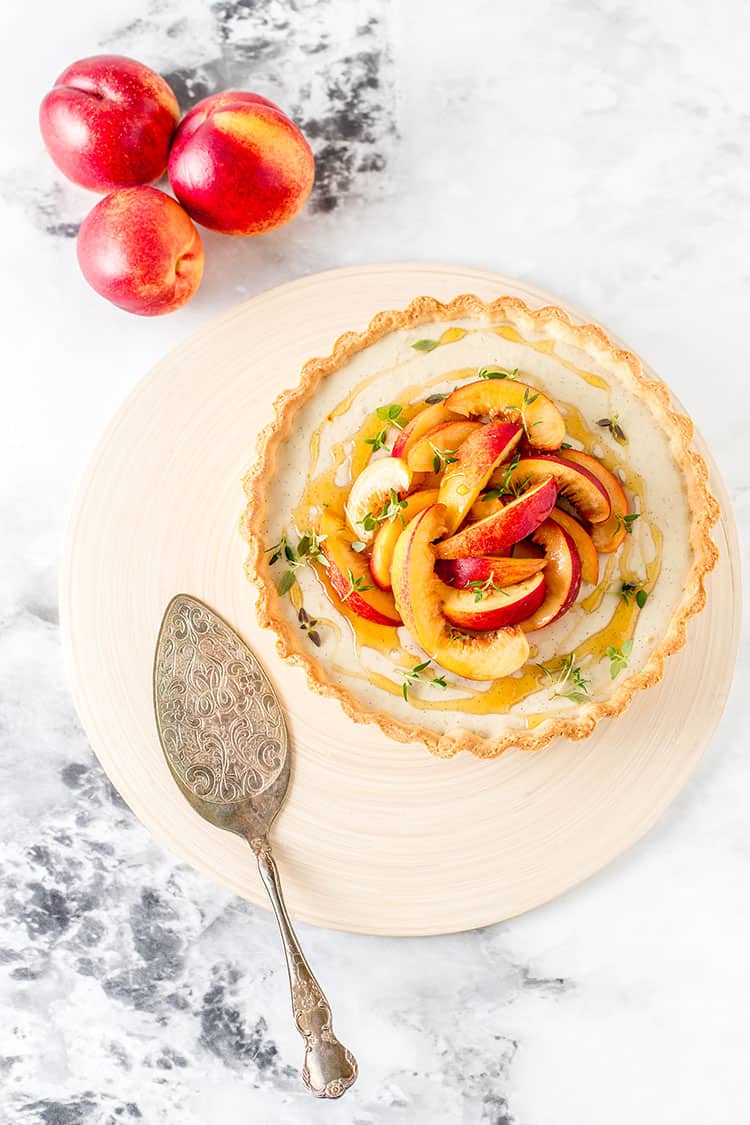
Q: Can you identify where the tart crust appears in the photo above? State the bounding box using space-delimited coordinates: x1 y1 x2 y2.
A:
241 296 719 758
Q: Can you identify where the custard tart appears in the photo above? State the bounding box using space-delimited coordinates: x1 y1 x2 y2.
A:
242 296 718 758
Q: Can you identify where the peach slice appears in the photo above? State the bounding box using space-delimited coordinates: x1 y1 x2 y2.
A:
441 572 547 631
520 520 582 631
438 421 522 533
391 505 530 680
344 456 411 542
435 477 558 559
548 508 599 585
406 421 481 472
369 487 440 590
391 401 460 459
320 510 401 626
447 378 565 450
436 555 546 588
563 449 629 553
499 454 611 524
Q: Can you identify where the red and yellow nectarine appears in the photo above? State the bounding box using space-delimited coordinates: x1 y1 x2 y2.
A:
391 505 530 680
563 449 630 553
447 378 566 450
520 520 582 631
435 476 558 559
168 91 315 236
438 421 522 533
76 187 203 316
40 55 179 192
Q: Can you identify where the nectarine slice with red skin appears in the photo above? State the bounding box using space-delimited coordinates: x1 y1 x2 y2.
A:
440 573 547 631
562 449 629 553
435 476 558 560
406 421 482 472
391 402 460 459
446 378 566 450
344 456 411 542
436 555 546 589
520 520 582 631
319 510 401 626
369 488 440 590
548 508 599 585
438 421 522 533
500 454 611 524
391 505 530 680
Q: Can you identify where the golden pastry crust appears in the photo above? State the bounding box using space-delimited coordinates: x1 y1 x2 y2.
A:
241 295 719 758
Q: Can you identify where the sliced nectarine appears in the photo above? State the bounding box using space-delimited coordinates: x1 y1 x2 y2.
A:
344 455 411 542
563 449 629 553
500 454 611 524
435 477 558 559
438 421 522 533
548 508 599 585
520 520 582 631
406 421 481 472
440 572 547 631
369 488 439 590
436 555 546 588
391 505 530 680
320 510 401 626
467 494 504 523
391 401 460 459
447 378 565 450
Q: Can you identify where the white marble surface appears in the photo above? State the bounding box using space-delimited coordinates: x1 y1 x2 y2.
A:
1 1 748 1122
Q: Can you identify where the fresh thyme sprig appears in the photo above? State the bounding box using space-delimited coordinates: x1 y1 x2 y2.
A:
363 404 405 453
597 414 627 443
606 638 633 679
537 654 591 704
297 606 321 647
267 529 328 595
481 452 529 502
478 366 519 380
342 568 374 601
615 512 640 535
620 582 648 609
430 444 459 474
376 403 404 428
363 428 389 453
465 576 509 603
520 387 543 442
359 489 409 533
401 660 448 701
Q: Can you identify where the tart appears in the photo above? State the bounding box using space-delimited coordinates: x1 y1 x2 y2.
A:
242 296 718 758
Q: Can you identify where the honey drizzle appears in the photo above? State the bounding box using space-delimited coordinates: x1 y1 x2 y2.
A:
288 325 663 721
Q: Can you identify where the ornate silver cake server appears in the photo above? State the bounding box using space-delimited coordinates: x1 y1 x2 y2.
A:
153 594 357 1099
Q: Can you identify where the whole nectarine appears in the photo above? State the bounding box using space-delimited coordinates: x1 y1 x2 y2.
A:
76 187 204 316
168 91 315 236
39 55 179 192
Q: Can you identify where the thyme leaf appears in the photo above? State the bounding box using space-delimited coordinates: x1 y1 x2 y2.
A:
597 414 627 443
537 653 591 703
478 366 519 380
606 638 633 679
401 659 449 700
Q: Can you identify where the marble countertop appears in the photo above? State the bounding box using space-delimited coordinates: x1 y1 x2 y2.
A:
2 1 748 1122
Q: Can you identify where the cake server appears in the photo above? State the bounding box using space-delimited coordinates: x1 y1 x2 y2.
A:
153 594 357 1099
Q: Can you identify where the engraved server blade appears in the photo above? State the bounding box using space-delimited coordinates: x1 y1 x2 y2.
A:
153 594 357 1099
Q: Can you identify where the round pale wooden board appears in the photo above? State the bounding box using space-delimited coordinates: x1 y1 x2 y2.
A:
60 263 741 937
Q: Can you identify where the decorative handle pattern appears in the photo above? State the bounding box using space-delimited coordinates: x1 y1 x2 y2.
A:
250 837 358 1099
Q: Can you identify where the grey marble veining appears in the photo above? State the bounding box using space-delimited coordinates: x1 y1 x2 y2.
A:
1 1 749 1122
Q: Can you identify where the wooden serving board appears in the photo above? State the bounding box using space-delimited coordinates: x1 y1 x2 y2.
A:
60 264 741 937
